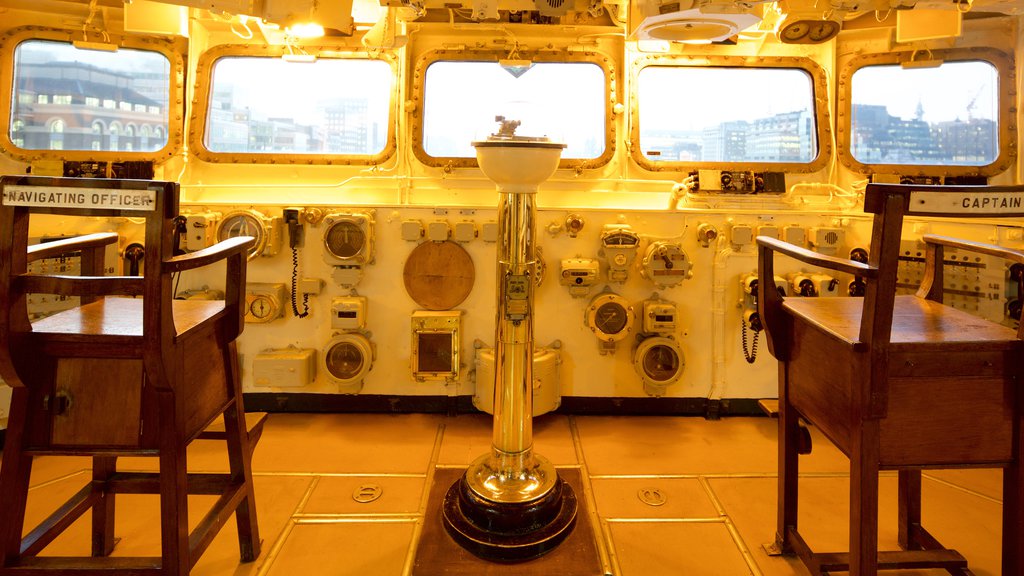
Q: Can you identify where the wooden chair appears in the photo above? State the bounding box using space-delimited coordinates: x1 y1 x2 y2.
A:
758 182 1024 576
0 175 262 575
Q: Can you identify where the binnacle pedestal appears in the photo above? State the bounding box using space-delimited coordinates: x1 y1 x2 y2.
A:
442 120 577 562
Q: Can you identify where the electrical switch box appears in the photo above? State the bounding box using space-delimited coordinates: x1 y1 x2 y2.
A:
730 224 754 246
560 258 600 297
453 221 476 243
252 348 316 388
481 222 499 242
184 211 221 252
783 225 806 247
427 221 451 241
401 220 424 241
331 296 368 330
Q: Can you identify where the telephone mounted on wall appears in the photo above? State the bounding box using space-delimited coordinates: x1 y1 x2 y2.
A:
285 208 310 318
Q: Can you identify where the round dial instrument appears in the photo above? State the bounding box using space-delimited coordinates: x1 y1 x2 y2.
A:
322 212 374 266
325 220 366 260
634 336 685 394
322 333 374 391
641 241 692 288
779 21 809 42
217 210 268 260
586 293 635 343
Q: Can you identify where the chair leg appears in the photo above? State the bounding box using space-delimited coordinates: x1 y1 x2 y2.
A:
776 363 799 554
897 470 922 551
157 389 190 576
850 421 881 576
224 342 260 562
91 456 118 557
1005 402 1024 575
0 388 33 567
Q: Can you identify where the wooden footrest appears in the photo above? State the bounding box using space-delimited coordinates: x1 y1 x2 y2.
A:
758 399 779 417
6 556 162 574
197 412 268 447
788 527 970 575
813 549 968 572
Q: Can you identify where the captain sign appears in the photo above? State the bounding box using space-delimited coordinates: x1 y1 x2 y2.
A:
962 195 1023 209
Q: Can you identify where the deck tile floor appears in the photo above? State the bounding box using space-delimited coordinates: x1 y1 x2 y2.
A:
2 413 1004 575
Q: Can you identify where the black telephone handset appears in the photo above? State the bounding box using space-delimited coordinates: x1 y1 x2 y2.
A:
284 209 309 318
285 208 302 248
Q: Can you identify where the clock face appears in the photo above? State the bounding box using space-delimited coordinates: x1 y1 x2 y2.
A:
326 341 365 380
325 220 366 260
595 302 628 335
218 212 266 259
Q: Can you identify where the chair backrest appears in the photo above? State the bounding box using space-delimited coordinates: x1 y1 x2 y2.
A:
859 183 1024 348
0 175 180 378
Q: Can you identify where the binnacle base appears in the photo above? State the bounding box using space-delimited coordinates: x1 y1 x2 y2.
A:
441 473 578 563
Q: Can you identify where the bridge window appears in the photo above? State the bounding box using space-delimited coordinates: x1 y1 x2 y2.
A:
202 56 392 157
420 61 606 162
849 60 998 167
8 39 171 154
636 66 818 166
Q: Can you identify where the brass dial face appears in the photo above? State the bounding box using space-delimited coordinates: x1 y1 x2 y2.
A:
326 341 366 380
218 212 266 259
248 295 276 320
325 220 366 260
595 302 628 335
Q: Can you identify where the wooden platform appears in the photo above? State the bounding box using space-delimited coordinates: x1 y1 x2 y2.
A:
412 467 602 576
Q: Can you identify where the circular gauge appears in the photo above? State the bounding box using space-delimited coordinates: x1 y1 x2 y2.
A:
322 333 374 391
322 213 374 266
246 294 279 323
324 219 366 260
634 337 684 395
586 293 635 343
780 21 809 42
808 20 840 42
217 211 268 260
596 303 628 335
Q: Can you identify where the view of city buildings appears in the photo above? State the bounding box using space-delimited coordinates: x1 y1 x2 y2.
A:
10 44 386 156
11 43 996 166
642 105 995 165
206 84 384 155
11 54 170 152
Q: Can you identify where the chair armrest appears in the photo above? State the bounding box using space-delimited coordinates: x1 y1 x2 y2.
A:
756 236 877 361
756 236 878 278
164 236 255 273
163 236 254 341
922 234 1024 265
27 232 119 263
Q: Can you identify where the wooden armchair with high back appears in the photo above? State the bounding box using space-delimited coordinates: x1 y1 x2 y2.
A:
758 182 1024 575
0 175 262 575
